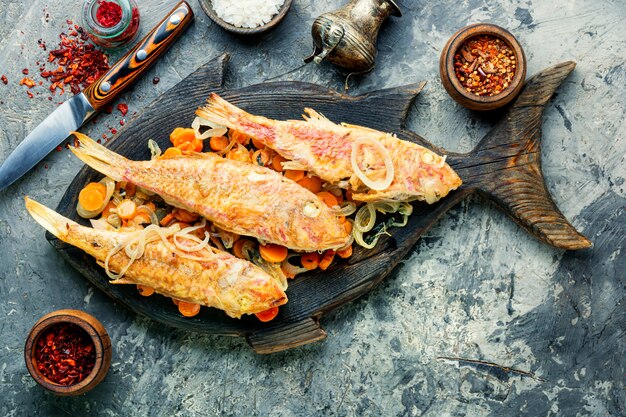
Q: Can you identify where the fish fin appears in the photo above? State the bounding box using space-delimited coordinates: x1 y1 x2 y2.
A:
196 93 246 128
450 61 591 250
69 132 128 182
25 197 77 239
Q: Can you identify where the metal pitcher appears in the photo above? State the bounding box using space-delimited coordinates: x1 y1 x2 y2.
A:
305 0 402 75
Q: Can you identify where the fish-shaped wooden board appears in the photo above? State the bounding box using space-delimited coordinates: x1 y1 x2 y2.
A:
47 54 590 353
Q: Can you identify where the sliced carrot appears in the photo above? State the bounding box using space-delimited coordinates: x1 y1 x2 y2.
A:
172 298 180 306
173 208 199 223
251 149 271 166
319 250 336 270
227 145 251 163
177 138 203 152
271 154 287 171
84 182 107 199
78 185 105 211
161 147 182 158
143 202 156 212
316 191 338 208
170 127 195 147
124 182 137 198
300 252 320 270
255 306 279 322
233 239 251 259
137 285 154 297
209 135 230 152
178 301 201 317
160 212 175 227
251 137 266 150
229 129 249 146
284 170 305 182
297 176 322 194
343 220 353 235
337 245 353 259
117 199 137 220
259 243 288 263
133 212 151 225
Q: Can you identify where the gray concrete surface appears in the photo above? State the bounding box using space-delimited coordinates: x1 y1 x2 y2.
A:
0 0 624 415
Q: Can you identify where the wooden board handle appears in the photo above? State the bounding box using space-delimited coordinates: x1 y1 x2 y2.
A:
82 1 193 112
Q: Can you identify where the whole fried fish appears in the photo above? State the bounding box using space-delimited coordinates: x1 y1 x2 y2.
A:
197 94 462 203
25 198 287 318
69 133 349 252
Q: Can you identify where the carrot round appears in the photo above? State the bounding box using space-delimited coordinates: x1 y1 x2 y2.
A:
173 208 199 223
161 147 182 158
170 127 195 147
343 219 353 235
319 250 336 270
137 285 155 297
259 243 288 263
229 129 249 146
297 176 322 194
251 149 271 166
284 170 305 182
178 301 201 317
271 154 287 171
251 137 265 150
78 184 106 211
159 212 175 227
209 136 230 152
316 191 338 208
300 252 320 270
337 245 353 259
233 239 253 259
116 199 137 220
177 138 203 152
255 306 279 322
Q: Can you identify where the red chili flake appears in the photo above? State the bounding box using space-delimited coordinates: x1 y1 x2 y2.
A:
56 145 62 151
1 75 7 85
104 105 113 114
22 68 29 75
20 77 36 88
33 323 95 386
41 28 109 95
97 139 102 144
111 128 117 135
117 103 128 116
152 76 160 85
48 96 53 101
44 163 49 169
119 120 125 126
102 133 108 140
26 91 34 98
96 1 123 28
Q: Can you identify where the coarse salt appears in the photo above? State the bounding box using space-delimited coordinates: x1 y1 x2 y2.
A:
212 0 285 29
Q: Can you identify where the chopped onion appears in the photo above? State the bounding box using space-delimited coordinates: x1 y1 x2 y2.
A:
148 139 162 160
372 201 400 214
281 254 309 277
192 116 227 140
216 136 237 156
136 205 160 225
351 137 394 190
332 201 357 217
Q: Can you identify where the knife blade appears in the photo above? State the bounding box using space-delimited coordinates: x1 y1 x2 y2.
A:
0 1 193 191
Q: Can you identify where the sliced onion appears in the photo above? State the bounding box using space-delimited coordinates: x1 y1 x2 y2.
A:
90 218 115 231
281 160 308 171
332 201 357 217
216 136 237 156
192 116 228 140
353 229 377 249
148 139 162 160
354 203 376 233
136 205 159 225
351 137 394 190
281 254 309 277
372 201 400 214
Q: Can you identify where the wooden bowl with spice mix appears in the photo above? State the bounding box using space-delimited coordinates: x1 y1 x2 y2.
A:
24 309 112 396
439 23 526 111
198 0 293 36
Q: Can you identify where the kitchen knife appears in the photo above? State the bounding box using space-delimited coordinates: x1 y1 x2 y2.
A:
0 1 193 191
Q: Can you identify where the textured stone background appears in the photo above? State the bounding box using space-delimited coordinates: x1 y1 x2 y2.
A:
0 0 624 416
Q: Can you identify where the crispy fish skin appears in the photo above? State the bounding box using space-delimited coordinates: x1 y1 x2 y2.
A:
69 133 349 252
197 94 462 203
25 198 287 318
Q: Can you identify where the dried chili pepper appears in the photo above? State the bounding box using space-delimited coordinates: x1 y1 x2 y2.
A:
19 77 36 88
117 103 128 116
96 1 123 28
454 35 516 97
22 68 29 75
33 323 96 386
1 75 8 85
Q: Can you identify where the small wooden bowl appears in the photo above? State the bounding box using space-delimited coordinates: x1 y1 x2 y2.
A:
24 310 112 396
198 0 293 36
439 23 527 111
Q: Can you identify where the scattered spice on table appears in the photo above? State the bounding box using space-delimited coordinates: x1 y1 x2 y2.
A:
453 35 516 97
22 68 29 75
19 77 36 88
212 0 285 28
40 22 110 95
117 103 128 116
1 75 8 85
152 76 160 85
34 323 96 386
96 0 123 27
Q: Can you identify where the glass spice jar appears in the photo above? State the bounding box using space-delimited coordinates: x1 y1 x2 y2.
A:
81 0 141 49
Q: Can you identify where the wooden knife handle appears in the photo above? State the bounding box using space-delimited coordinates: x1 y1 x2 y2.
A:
83 1 193 112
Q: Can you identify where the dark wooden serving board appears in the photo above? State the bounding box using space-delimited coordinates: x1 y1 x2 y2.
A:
47 54 590 353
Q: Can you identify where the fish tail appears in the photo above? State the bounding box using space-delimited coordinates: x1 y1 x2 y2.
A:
69 132 128 182
25 197 76 239
448 61 591 250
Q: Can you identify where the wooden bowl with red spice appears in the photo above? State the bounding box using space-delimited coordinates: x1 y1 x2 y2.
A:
439 23 527 111
24 309 112 396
